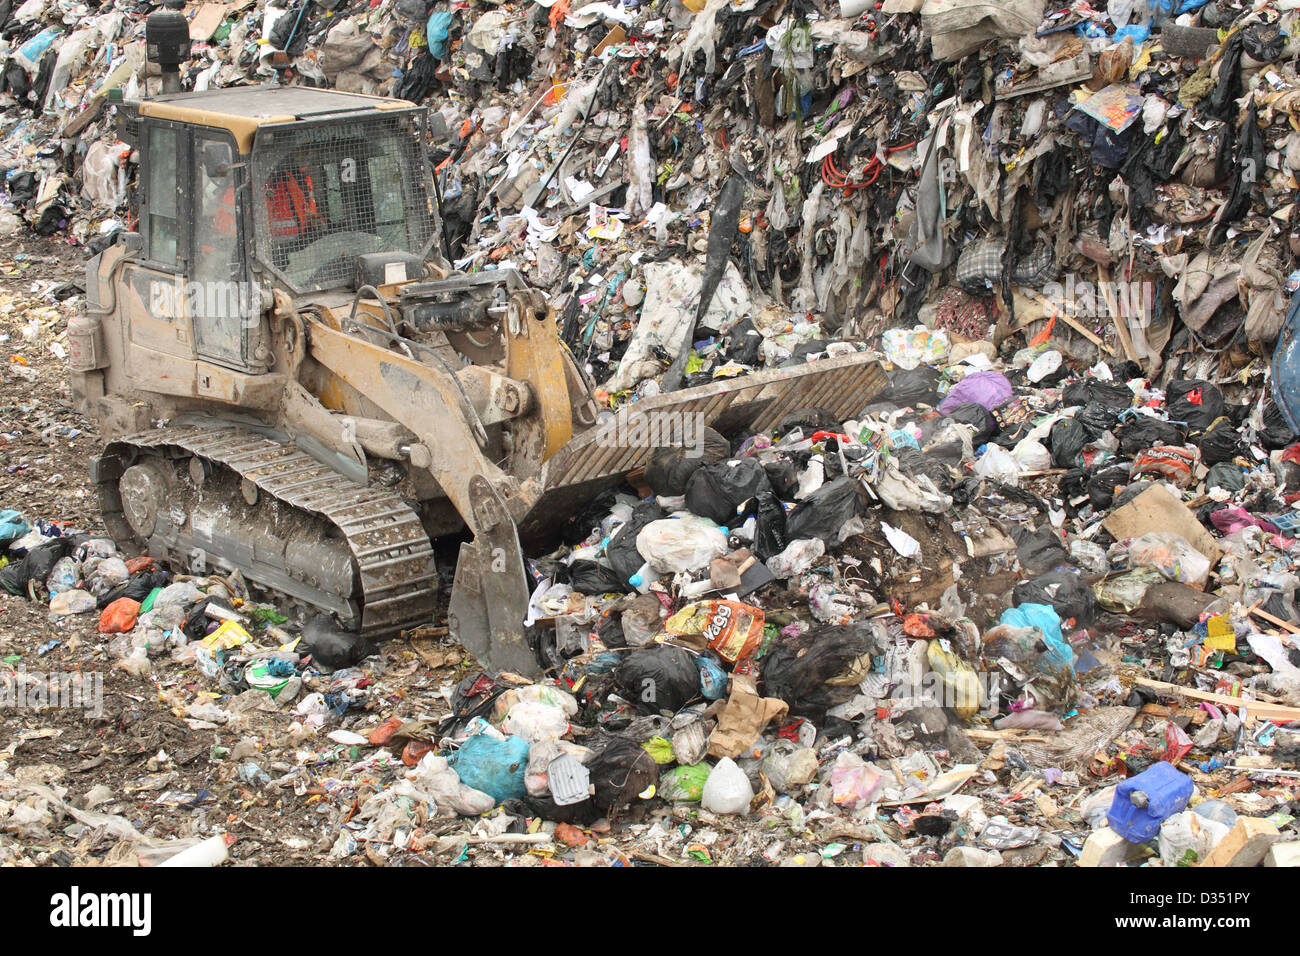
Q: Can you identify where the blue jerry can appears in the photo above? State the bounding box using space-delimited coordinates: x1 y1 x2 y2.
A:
1107 761 1194 843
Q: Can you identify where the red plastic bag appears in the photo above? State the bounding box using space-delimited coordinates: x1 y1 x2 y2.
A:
1163 721 1193 763
98 597 140 634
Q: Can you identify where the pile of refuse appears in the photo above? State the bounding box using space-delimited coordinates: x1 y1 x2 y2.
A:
8 0 1300 866
10 320 1300 866
5 0 1300 392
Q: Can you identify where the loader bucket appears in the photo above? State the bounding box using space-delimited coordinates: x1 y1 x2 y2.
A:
519 351 888 544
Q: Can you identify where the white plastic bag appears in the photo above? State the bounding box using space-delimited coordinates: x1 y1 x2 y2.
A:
973 445 1021 485
1012 438 1052 472
1157 810 1229 866
766 537 825 579
701 757 754 815
1129 533 1212 585
636 516 729 574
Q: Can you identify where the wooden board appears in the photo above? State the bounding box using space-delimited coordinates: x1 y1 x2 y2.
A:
188 2 231 41
1136 677 1300 724
1102 484 1223 571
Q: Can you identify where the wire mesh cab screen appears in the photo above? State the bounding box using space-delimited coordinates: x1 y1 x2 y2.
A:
251 110 435 293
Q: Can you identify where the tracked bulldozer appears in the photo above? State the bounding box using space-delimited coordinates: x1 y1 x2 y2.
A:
69 16 886 675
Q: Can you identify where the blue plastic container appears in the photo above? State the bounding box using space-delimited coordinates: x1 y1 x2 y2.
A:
1107 762 1193 843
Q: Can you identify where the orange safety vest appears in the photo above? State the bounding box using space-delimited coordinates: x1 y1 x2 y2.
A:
267 168 323 237
214 186 236 238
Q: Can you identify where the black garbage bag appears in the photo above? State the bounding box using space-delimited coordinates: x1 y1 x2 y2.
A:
753 491 789 560
560 490 618 547
1167 379 1224 431
31 202 68 237
594 612 626 650
896 446 955 494
1211 97 1264 247
1113 480 1153 509
1059 467 1088 502
727 316 763 365
1205 462 1246 493
1062 379 1133 411
644 427 731 496
762 455 800 499
300 614 374 670
614 645 700 714
1116 416 1186 455
1086 464 1133 509
182 597 232 643
521 736 652 823
1242 21 1286 61
589 736 660 814
1049 418 1088 469
569 560 628 595
268 0 314 56
0 537 74 596
885 366 942 406
96 568 168 610
606 500 665 585
785 477 861 545
1076 401 1118 438
1260 400 1298 450
777 408 841 432
1194 416 1242 465
944 402 998 444
1014 569 1099 625
1205 30 1244 122
1013 526 1072 575
759 623 877 722
684 458 772 525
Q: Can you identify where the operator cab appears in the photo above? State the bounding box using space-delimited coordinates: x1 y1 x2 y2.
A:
125 86 440 371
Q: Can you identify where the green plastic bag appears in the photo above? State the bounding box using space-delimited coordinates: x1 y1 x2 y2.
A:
660 763 710 802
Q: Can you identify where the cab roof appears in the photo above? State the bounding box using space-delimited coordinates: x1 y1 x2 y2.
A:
137 86 417 152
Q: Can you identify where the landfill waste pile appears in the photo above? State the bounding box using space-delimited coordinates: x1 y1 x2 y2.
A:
4 0 1300 867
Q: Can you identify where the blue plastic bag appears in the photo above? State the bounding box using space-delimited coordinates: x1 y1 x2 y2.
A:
999 602 1064 644
426 11 453 60
0 510 29 547
697 655 728 700
448 733 529 803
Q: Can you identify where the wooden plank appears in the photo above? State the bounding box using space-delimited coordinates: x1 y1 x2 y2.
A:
188 2 231 42
1135 677 1300 723
1099 266 1139 363
1248 605 1299 635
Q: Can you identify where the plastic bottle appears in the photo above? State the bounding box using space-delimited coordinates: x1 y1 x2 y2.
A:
628 562 654 593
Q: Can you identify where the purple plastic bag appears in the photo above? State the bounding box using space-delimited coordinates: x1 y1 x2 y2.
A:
939 371 1014 414
1209 506 1279 536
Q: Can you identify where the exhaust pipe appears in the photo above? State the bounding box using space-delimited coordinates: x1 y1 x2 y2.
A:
145 0 191 95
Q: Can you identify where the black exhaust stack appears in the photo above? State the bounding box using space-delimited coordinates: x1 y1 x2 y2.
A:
145 0 191 95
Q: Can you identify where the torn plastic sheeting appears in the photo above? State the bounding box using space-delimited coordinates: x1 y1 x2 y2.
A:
604 259 751 393
881 521 921 558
